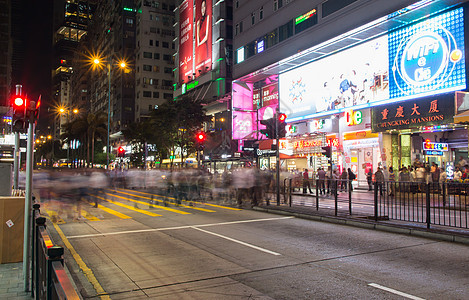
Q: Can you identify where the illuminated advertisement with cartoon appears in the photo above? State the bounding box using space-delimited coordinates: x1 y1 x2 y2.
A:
178 0 193 84
194 0 212 77
279 7 465 121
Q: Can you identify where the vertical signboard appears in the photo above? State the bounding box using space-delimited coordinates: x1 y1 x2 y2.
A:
194 0 212 76
179 0 193 84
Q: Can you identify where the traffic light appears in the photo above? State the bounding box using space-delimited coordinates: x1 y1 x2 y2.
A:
322 146 332 158
195 131 206 151
277 113 287 138
11 95 26 133
117 146 125 157
260 118 275 138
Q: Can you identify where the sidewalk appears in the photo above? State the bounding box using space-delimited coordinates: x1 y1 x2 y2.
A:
256 191 469 245
0 262 31 300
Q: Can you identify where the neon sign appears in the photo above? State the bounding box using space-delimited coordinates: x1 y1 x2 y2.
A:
423 139 448 151
345 110 362 126
293 140 322 149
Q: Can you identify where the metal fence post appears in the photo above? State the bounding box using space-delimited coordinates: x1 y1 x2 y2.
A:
426 183 431 229
316 179 319 211
47 246 64 300
289 178 292 207
374 182 378 221
31 204 40 298
348 180 352 215
334 180 338 216
34 217 46 299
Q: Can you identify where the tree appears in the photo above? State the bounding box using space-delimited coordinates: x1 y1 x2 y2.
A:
122 119 155 168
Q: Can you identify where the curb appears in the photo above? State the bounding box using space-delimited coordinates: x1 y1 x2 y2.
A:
253 206 469 245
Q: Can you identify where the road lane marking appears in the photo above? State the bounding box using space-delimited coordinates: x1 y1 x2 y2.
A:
368 283 425 300
67 216 294 239
52 222 111 300
116 188 241 211
105 192 192 215
111 189 215 212
86 200 132 219
44 209 66 224
191 226 281 256
91 194 162 217
80 210 100 221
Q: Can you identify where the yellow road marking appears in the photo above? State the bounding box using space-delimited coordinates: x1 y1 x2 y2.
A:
90 194 162 217
52 223 111 300
80 210 100 221
117 188 242 211
104 192 191 215
112 189 214 212
45 209 66 224
86 198 132 219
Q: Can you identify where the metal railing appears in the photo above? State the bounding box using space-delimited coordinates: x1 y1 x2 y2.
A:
277 179 469 230
31 203 80 300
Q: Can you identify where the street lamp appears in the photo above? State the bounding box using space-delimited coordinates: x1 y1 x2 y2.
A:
57 106 79 167
92 56 127 170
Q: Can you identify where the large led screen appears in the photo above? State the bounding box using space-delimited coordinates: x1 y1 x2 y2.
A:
178 0 193 84
194 0 212 77
280 7 466 121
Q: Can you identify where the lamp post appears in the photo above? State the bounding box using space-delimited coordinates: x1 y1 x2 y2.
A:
58 106 79 167
93 57 127 170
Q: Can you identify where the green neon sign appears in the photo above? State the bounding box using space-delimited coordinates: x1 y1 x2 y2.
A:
295 8 317 25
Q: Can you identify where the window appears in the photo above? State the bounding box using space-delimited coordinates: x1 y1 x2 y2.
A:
235 0 239 9
143 91 151 97
154 53 160 59
163 93 173 100
149 39 153 46
126 18 133 25
162 42 169 48
251 12 255 25
153 66 160 72
150 79 159 85
164 67 172 74
265 28 278 48
163 54 171 61
143 52 152 58
274 0 283 11
162 80 172 86
240 21 243 33
155 40 159 47
150 27 156 33
143 64 152 71
259 6 263 20
153 92 159 98
246 41 255 58
150 14 152 20
235 23 239 35
279 20 293 42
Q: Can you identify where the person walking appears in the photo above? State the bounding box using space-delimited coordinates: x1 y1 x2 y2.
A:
388 167 395 196
340 169 348 191
317 167 326 195
366 168 373 191
415 163 426 192
347 168 356 192
303 169 313 194
374 167 385 196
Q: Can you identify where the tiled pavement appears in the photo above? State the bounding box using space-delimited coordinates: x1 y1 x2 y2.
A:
0 262 31 300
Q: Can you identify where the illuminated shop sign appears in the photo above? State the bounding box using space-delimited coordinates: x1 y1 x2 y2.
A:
423 140 448 151
345 110 362 126
178 0 194 84
371 93 454 132
280 7 465 122
327 138 340 147
293 140 323 150
257 40 265 53
424 150 443 156
286 124 297 134
295 8 317 25
311 119 325 130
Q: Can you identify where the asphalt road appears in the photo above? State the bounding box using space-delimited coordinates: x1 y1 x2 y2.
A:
44 188 469 299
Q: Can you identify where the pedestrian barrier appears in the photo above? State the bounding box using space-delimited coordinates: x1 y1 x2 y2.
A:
275 179 469 230
31 203 80 300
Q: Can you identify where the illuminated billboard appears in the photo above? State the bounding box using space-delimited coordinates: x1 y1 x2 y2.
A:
194 0 212 77
280 7 466 122
178 0 193 84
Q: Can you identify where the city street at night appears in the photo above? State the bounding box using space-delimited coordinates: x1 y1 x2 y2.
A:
42 188 469 299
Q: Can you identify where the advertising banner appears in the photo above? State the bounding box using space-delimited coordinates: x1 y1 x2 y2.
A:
194 0 212 76
261 83 279 108
371 93 455 132
178 0 193 84
280 7 465 122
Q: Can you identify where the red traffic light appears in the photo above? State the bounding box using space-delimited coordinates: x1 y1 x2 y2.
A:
196 132 206 142
13 96 25 108
278 113 287 122
118 146 125 153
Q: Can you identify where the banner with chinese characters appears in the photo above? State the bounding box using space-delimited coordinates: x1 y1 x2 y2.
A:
371 93 455 132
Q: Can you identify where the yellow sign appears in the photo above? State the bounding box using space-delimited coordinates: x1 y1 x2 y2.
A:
343 130 379 140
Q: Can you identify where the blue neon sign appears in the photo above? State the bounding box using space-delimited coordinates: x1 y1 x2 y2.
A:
389 7 466 99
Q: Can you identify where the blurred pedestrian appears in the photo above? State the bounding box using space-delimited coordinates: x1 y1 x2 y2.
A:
317 167 326 195
366 168 373 191
340 169 348 191
388 167 395 196
374 167 385 196
302 169 313 194
347 168 356 192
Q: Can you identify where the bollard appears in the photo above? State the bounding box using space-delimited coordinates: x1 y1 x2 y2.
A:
47 246 64 300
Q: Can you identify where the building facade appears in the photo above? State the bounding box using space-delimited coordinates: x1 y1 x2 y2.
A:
232 0 469 185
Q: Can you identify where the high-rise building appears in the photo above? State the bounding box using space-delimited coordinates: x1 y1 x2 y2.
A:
134 0 177 122
0 0 12 113
173 0 234 168
232 0 469 181
51 0 96 138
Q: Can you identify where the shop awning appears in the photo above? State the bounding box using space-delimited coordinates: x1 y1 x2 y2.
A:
454 110 469 124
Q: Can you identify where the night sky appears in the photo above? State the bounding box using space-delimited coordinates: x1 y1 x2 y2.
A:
20 0 53 131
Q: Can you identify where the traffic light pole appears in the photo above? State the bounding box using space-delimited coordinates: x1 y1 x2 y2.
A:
23 120 34 291
13 132 20 189
276 111 280 206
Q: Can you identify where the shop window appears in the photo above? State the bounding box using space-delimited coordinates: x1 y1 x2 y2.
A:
279 20 293 42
